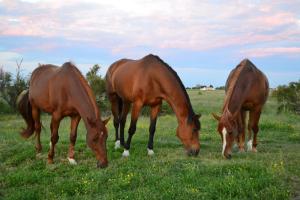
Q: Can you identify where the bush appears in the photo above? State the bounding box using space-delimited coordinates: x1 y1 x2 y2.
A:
272 80 300 114
0 63 28 112
85 64 110 113
0 97 12 114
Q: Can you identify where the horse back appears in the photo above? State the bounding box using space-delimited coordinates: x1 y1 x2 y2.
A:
29 64 73 113
106 56 170 104
226 59 269 110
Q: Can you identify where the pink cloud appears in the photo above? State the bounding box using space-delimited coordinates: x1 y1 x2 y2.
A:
0 0 299 53
241 47 300 58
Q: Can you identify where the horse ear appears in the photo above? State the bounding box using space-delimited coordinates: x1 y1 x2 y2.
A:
102 117 111 125
212 113 221 121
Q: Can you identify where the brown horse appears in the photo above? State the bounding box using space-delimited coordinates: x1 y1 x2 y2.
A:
106 54 201 157
212 59 269 159
17 62 110 168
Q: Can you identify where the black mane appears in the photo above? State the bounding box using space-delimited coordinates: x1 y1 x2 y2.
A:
146 54 200 129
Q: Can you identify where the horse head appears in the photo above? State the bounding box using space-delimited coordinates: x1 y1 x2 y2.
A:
212 109 238 159
86 117 110 168
177 114 201 156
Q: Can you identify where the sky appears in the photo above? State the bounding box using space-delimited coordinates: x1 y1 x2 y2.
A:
0 0 300 88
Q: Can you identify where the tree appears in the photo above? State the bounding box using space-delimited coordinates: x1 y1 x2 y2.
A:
4 59 28 111
0 67 13 113
215 86 225 90
0 67 12 94
86 64 108 111
272 80 300 114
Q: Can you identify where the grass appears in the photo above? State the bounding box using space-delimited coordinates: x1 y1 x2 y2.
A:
0 90 299 199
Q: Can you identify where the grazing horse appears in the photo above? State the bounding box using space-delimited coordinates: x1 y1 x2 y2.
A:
17 62 110 168
106 54 201 157
212 59 269 159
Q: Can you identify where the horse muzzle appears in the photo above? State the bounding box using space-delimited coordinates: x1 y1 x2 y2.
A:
223 153 232 159
97 160 108 168
187 148 199 156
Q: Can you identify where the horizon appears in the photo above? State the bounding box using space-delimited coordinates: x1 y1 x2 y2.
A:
1 0 300 88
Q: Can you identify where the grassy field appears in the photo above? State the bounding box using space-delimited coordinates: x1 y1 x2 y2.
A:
0 90 299 200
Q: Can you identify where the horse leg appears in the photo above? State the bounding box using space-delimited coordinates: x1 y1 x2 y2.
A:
119 102 130 147
249 108 262 153
67 115 81 165
147 104 160 156
31 105 42 154
109 94 122 149
237 110 246 152
122 101 143 157
48 113 62 164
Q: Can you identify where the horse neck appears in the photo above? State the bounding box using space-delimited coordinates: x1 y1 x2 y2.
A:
163 81 192 125
223 76 250 115
69 77 100 128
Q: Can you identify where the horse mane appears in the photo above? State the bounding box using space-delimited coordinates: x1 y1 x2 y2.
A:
223 58 256 112
145 54 199 127
62 62 100 119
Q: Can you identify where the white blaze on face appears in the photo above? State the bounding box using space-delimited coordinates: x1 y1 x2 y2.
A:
222 127 227 155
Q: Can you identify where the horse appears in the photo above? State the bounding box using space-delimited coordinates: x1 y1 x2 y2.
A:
212 59 269 159
17 62 110 168
105 54 201 157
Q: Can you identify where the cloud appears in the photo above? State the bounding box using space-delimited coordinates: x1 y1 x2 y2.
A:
0 51 22 60
241 47 300 58
0 0 299 54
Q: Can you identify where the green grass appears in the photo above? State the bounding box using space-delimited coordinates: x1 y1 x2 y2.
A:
0 90 299 200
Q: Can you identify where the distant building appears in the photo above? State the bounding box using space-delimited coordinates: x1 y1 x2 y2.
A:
200 86 215 91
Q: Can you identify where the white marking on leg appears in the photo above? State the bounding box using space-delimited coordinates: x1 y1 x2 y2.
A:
222 128 227 157
114 140 120 149
49 142 52 148
147 148 154 156
67 157 77 165
122 149 130 157
247 140 253 151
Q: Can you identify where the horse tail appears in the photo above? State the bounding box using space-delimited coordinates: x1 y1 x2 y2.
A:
17 90 35 138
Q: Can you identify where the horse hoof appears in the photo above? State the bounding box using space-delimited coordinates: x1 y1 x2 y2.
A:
147 148 154 156
48 159 54 164
122 150 130 157
115 140 120 149
252 148 257 153
238 148 245 153
247 140 253 151
67 157 77 165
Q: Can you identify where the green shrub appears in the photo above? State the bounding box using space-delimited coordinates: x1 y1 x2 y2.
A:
0 97 12 114
272 80 300 114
